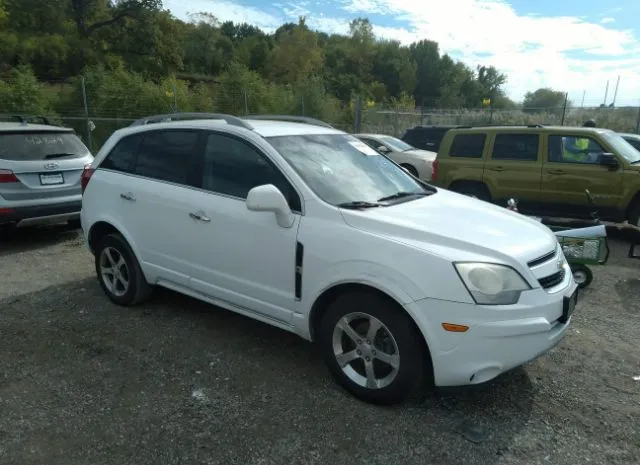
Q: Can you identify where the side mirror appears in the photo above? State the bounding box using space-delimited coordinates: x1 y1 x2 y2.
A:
377 145 390 153
600 153 618 168
246 184 295 228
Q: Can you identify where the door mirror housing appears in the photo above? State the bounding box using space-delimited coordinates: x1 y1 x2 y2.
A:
600 153 619 167
377 145 390 153
246 184 295 228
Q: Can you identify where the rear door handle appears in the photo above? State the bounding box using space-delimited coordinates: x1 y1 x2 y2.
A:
120 192 136 201
547 169 566 175
488 166 505 172
189 211 211 222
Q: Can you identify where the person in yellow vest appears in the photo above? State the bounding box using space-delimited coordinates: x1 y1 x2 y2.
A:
563 119 596 162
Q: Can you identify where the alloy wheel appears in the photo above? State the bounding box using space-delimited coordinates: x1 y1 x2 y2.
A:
99 246 130 297
331 312 400 389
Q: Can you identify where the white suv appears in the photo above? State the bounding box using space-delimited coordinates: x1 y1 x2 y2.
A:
80 113 578 405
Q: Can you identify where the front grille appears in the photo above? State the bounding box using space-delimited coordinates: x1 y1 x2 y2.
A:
528 249 557 268
538 270 565 289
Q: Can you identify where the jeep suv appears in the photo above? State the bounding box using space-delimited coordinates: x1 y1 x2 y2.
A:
431 125 640 225
0 119 93 231
80 113 577 405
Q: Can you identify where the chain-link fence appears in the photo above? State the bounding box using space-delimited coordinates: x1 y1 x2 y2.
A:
359 103 640 138
1 74 639 152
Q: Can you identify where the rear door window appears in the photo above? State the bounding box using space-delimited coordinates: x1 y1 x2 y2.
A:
491 134 539 161
133 130 203 186
0 131 89 161
449 134 486 158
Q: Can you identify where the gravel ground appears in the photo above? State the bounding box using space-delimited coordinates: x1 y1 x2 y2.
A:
1 225 639 465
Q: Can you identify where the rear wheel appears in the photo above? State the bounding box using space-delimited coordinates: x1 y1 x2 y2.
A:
628 200 640 227
571 264 593 289
450 182 491 202
318 291 430 405
95 233 152 306
400 164 419 178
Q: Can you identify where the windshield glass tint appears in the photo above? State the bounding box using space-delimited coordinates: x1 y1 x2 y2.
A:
267 134 428 205
602 132 640 163
0 132 89 161
379 135 413 152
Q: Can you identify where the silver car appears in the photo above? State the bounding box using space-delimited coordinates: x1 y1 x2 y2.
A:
354 133 437 181
0 121 93 231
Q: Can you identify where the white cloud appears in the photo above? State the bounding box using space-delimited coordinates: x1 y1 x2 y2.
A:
164 0 640 105
601 17 615 24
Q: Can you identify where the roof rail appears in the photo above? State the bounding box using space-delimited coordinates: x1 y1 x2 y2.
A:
129 112 254 130
10 115 53 126
244 114 334 128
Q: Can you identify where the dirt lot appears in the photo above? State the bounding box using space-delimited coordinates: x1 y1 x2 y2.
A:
1 226 639 465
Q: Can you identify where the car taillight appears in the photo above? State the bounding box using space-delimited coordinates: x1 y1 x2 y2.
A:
81 165 95 194
431 159 438 181
0 169 19 183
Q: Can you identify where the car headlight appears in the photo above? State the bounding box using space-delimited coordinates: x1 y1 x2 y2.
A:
454 262 531 305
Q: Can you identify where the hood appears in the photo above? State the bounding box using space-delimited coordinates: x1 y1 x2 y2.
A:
404 149 437 160
340 188 558 265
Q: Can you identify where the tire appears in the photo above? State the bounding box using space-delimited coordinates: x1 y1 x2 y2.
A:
450 182 491 202
94 233 152 306
318 291 430 405
400 164 419 178
571 264 593 289
628 200 640 227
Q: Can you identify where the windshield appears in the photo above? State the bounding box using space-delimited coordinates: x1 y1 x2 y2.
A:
267 134 432 206
378 135 414 152
0 131 90 161
602 132 640 164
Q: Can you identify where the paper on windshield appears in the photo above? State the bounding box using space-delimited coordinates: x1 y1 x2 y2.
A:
348 140 379 156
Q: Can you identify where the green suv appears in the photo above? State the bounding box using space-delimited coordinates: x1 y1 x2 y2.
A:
430 125 640 225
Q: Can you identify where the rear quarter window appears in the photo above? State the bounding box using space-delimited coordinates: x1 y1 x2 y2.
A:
0 131 89 161
99 133 142 173
448 134 486 158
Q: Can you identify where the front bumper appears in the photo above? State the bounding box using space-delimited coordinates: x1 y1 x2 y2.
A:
0 201 81 227
405 277 578 387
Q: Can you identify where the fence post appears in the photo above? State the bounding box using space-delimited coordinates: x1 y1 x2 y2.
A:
172 82 178 113
393 106 399 137
243 88 249 115
80 76 92 152
353 94 362 133
560 92 568 126
301 96 305 116
635 106 640 134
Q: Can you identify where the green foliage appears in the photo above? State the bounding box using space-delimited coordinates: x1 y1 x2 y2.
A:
523 88 568 113
2 0 636 140
0 65 52 114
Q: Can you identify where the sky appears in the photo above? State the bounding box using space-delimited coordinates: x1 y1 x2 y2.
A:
163 0 640 106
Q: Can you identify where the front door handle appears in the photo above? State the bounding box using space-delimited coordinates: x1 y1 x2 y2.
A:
120 192 136 201
547 169 566 175
488 166 505 172
189 211 211 222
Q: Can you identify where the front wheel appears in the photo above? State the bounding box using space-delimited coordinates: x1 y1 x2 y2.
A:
318 291 430 405
95 233 153 306
571 264 593 289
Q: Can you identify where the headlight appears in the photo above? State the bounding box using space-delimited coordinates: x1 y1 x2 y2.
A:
454 262 531 305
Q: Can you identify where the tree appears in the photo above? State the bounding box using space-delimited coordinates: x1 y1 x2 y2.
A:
70 0 162 38
523 88 567 112
266 17 323 85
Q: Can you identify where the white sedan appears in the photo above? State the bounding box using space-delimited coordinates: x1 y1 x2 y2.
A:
355 133 437 181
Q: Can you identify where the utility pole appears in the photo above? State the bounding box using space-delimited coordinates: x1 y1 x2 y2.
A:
580 90 585 108
603 80 610 106
560 92 569 126
612 75 620 107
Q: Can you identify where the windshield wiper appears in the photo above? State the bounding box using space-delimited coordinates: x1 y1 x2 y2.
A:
44 153 77 159
337 201 382 209
377 191 430 202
